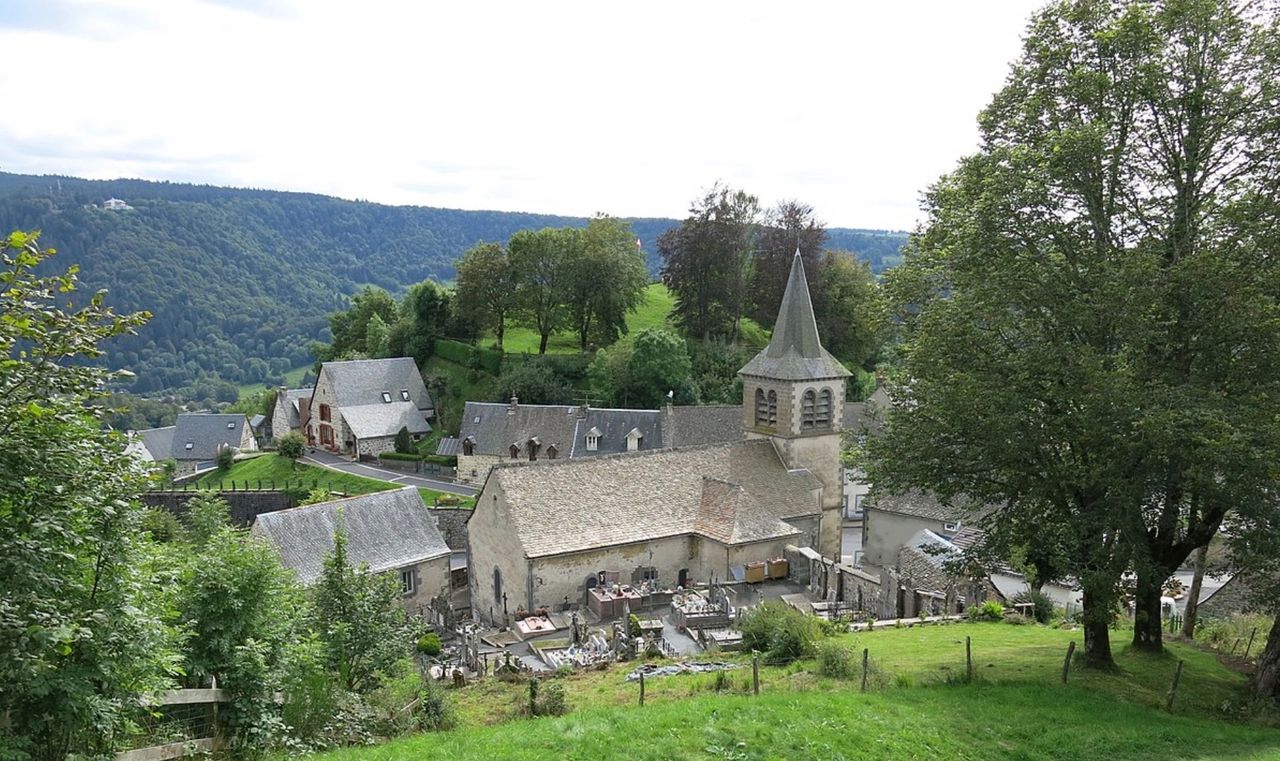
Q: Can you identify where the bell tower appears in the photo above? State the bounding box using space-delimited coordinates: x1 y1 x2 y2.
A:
739 250 851 558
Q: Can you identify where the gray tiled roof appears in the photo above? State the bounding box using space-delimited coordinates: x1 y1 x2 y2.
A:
170 414 250 461
138 426 175 460
320 358 433 413
662 405 743 447
573 408 662 456
489 439 820 558
842 387 890 435
739 251 851 382
458 402 664 458
341 402 431 440
279 387 312 428
250 487 449 585
865 490 964 522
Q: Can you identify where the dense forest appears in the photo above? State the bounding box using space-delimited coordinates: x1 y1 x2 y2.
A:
0 172 906 393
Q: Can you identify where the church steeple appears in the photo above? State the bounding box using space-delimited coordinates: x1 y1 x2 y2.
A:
739 249 851 381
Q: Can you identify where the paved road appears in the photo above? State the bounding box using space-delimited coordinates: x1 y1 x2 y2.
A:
301 450 478 497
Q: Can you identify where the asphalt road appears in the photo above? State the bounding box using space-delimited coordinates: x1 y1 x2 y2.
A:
301 450 478 497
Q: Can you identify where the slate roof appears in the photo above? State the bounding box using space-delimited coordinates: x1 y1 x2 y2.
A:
458 402 664 458
864 490 964 522
661 404 744 447
320 358 433 413
278 387 312 428
740 251 851 381
341 402 432 440
488 439 820 558
170 414 250 461
250 486 450 585
137 426 175 461
842 387 891 435
249 414 266 430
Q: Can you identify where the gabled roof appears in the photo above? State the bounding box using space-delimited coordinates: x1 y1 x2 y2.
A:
137 425 175 461
865 490 965 523
458 402 664 458
250 486 449 585
487 439 820 558
340 402 431 440
170 414 250 461
842 386 891 435
320 358 433 412
739 251 851 381
277 387 312 428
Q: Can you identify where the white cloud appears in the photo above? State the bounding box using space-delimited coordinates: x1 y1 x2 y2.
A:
0 0 1045 229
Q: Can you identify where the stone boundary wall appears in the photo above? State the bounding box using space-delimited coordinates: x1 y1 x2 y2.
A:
427 508 470 551
142 490 294 526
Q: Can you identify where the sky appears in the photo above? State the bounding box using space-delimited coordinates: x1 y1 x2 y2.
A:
0 0 1046 231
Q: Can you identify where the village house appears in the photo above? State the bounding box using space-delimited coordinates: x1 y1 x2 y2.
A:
250 487 452 612
445 399 743 484
160 412 258 476
270 386 313 441
467 251 853 623
306 357 434 458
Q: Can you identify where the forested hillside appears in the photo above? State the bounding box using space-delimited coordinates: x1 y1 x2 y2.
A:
0 172 906 393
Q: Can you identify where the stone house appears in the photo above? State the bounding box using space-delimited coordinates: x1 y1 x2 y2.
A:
167 413 258 477
861 490 972 570
250 487 452 612
887 528 1000 618
306 357 433 458
467 250 853 621
270 386 313 441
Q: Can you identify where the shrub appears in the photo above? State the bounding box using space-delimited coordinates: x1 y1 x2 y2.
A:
216 446 235 470
968 600 1005 622
381 451 425 462
712 670 731 692
739 600 821 663
394 426 415 454
628 613 642 638
417 678 456 731
536 681 569 716
1013 590 1054 624
417 632 443 657
1004 612 1031 626
816 640 859 679
277 431 305 461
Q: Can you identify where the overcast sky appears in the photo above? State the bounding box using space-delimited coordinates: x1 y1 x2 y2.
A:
0 0 1046 230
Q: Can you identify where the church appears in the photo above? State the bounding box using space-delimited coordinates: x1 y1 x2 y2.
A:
465 251 851 623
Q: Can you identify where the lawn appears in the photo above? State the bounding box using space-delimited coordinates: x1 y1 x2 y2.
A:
192 453 397 499
485 283 681 356
236 363 313 397
308 622 1280 761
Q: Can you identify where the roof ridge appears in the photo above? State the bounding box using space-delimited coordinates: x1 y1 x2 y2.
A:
492 437 770 475
256 485 416 519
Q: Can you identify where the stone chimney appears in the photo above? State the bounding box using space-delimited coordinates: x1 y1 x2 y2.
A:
577 404 589 419
508 396 519 415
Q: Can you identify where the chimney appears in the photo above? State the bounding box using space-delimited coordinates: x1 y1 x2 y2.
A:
508 395 519 415
577 404 589 419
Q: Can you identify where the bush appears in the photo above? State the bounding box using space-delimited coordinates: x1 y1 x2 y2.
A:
1013 590 1054 624
739 601 822 663
394 426 415 454
216 446 235 470
536 680 569 716
417 678 456 731
277 431 305 461
968 600 1005 622
417 632 443 657
436 338 502 374
816 640 859 679
1004 612 1031 626
381 451 425 462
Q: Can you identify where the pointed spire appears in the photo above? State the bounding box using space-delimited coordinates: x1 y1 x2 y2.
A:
738 248 850 380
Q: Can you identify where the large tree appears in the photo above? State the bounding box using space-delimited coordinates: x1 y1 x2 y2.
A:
0 232 180 759
867 0 1280 667
320 285 398 360
659 183 760 341
509 227 581 354
814 250 885 370
565 215 649 351
747 200 827 326
453 242 516 351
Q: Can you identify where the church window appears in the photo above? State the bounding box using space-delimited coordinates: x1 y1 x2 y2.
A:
816 388 833 428
767 390 777 425
754 388 768 426
801 389 817 428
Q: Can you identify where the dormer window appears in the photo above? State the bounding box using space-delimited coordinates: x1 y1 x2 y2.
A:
528 438 540 461
585 427 601 452
547 444 558 459
381 392 392 403
226 421 236 429
400 389 410 401
509 443 520 459
625 428 642 452
462 437 475 456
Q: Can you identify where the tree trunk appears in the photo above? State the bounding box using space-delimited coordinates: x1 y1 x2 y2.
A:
1082 585 1116 669
1132 567 1165 652
539 331 549 354
496 318 505 352
1181 545 1208 639
1255 612 1280 702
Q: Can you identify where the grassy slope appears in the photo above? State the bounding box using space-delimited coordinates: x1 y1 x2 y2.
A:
310 623 1280 761
193 453 396 496
236 363 312 397
490 283 678 356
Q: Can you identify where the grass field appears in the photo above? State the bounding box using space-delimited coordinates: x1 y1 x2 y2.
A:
236 363 312 397
192 453 397 498
308 622 1280 761
486 283 680 356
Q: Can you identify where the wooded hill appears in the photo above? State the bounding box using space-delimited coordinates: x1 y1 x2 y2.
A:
0 172 907 393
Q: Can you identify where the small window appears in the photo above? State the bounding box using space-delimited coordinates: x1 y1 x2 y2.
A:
547 444 558 459
381 392 392 403
509 444 519 459
586 435 598 452
184 442 194 451
319 404 331 422
944 522 960 533
473 416 481 424
226 421 235 429
400 569 415 595
400 389 410 401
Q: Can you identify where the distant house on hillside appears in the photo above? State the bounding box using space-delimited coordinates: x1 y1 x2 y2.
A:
271 386 313 441
101 197 132 210
306 357 433 459
128 425 176 463
169 413 258 476
445 398 743 484
250 487 452 612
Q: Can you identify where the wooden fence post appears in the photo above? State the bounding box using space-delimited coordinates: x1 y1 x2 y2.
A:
639 671 645 706
1166 660 1185 711
752 653 760 695
860 648 869 692
1245 628 1258 659
966 636 973 682
1061 641 1076 684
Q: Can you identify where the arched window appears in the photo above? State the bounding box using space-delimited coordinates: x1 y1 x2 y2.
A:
767 390 777 425
509 443 519 459
754 388 768 425
801 389 817 428
816 388 833 428
527 439 539 461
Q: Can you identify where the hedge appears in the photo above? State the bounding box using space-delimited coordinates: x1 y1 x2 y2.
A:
423 454 458 467
435 338 503 374
380 451 425 462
